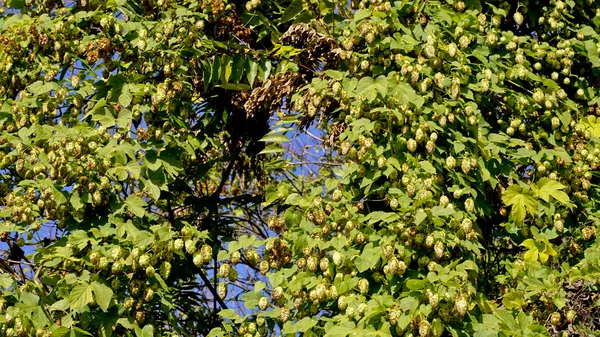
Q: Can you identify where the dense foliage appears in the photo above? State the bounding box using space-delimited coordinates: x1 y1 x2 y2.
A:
1 0 600 336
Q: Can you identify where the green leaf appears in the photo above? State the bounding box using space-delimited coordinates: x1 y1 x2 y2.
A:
325 70 346 80
405 279 427 290
5 0 25 8
354 243 381 272
501 184 537 224
392 82 424 108
431 206 455 217
259 133 289 143
259 145 285 154
71 192 84 211
0 273 14 288
51 327 71 337
69 282 94 309
259 59 272 83
125 195 147 218
119 84 133 108
419 161 436 174
241 291 263 309
585 40 600 68
217 83 251 91
281 0 304 22
246 59 259 88
502 291 526 309
135 325 154 337
91 281 113 311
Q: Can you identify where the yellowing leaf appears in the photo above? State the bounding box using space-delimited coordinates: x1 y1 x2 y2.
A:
523 249 539 262
501 184 537 224
577 116 600 138
531 178 572 206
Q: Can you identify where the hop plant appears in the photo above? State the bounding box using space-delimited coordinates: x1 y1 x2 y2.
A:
111 246 123 260
90 252 100 265
431 318 444 337
230 251 241 264
280 306 291 323
159 262 171 279
144 288 154 302
461 218 473 233
407 139 417 152
245 249 261 266
307 255 318 272
219 263 231 278
332 189 342 202
388 305 401 325
173 239 184 252
426 289 439 309
566 309 576 323
259 260 269 275
200 245 213 264
358 278 369 294
465 198 475 213
419 319 431 337
446 156 456 170
217 283 227 299
513 12 524 25
185 240 197 255
98 257 109 271
193 252 204 267
434 241 445 260
461 157 471 174
448 42 457 57
332 251 342 266
138 254 150 268
259 297 269 310
455 294 468 317
111 261 123 275
550 312 561 326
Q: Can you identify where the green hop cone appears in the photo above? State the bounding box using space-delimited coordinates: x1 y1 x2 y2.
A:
160 262 172 279
200 245 212 264
98 257 109 271
90 252 100 265
230 251 241 264
258 296 269 310
131 248 141 261
217 283 227 299
431 318 444 337
228 268 238 282
173 239 184 252
419 320 430 337
144 288 154 302
280 306 291 323
111 261 123 275
245 249 260 266
358 278 369 295
218 263 231 278
111 246 123 261
185 239 197 255
138 254 150 268
193 252 204 267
